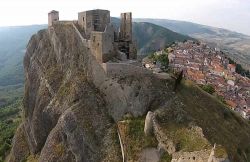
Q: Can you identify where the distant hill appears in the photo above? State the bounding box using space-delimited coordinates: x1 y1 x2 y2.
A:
0 25 47 86
135 18 250 70
132 22 193 54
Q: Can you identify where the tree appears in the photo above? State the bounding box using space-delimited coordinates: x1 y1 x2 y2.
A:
236 64 243 74
157 54 169 66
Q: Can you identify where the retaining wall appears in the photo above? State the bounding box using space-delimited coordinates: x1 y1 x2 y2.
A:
102 63 152 78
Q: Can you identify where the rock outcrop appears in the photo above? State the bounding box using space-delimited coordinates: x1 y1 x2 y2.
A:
8 23 169 162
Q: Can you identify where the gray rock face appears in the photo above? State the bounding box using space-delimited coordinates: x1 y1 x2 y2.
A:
8 23 169 162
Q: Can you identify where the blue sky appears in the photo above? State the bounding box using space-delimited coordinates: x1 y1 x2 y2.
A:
0 0 250 35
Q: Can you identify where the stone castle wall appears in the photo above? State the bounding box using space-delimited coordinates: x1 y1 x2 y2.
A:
78 10 110 38
70 23 156 121
90 24 116 63
144 111 176 154
144 112 229 162
101 62 152 78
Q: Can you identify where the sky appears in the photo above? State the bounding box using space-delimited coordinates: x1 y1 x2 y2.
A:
0 0 250 35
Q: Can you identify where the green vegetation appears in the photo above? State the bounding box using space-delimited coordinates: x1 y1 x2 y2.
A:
215 145 228 158
216 95 226 104
200 84 215 94
159 152 172 162
228 58 250 78
119 118 158 161
0 26 44 161
149 51 169 67
25 155 39 162
0 85 23 107
176 80 250 160
54 143 65 157
200 84 227 105
162 123 211 152
0 99 22 162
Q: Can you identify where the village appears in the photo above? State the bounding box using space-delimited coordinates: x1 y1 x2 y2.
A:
170 41 250 120
144 40 250 120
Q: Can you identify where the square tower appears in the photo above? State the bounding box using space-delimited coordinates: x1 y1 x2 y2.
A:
48 10 59 27
120 12 132 42
78 9 110 38
118 12 136 59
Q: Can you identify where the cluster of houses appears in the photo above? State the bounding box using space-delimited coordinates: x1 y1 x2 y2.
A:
168 41 250 120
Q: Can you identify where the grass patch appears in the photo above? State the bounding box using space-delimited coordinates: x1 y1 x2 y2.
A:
175 80 250 161
118 118 158 161
215 145 228 158
26 155 39 162
162 123 210 152
54 143 65 157
159 152 172 162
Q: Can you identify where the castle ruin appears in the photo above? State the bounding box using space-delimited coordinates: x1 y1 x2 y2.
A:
48 10 59 27
48 9 137 63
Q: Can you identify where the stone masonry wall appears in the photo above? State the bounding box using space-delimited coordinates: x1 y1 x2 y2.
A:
101 63 152 78
144 112 229 162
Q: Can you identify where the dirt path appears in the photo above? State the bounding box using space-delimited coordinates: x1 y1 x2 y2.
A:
139 147 160 162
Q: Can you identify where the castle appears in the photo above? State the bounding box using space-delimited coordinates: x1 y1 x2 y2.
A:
48 9 137 63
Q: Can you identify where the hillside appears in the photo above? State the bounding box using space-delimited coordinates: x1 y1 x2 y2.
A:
111 18 193 54
0 25 47 160
132 22 193 54
0 25 46 106
0 25 47 86
135 18 250 70
6 22 250 162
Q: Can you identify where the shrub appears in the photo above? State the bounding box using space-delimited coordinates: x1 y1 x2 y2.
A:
157 54 169 66
217 95 226 104
223 109 231 120
148 52 169 67
174 70 183 91
159 152 172 162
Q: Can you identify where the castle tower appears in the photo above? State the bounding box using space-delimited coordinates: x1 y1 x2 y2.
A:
120 12 132 42
118 12 137 59
48 10 59 27
78 9 110 38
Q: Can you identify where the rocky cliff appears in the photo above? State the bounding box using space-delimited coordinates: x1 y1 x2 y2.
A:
7 23 170 162
8 23 250 162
